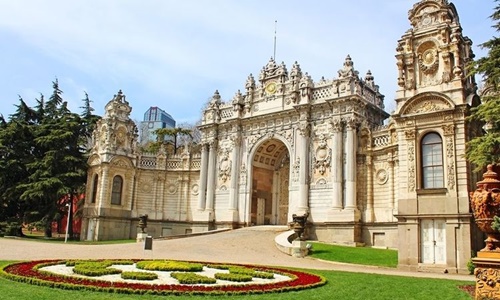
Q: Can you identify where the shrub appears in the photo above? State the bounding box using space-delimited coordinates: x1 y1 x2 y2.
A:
228 267 274 279
136 260 203 272
121 271 158 280
73 265 122 277
214 272 253 282
170 272 216 284
71 260 125 277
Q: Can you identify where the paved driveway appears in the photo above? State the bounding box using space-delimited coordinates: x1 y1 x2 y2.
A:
0 227 474 281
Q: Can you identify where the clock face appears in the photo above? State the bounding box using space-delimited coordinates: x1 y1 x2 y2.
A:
265 82 277 94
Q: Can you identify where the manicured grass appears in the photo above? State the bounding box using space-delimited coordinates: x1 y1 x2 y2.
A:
0 261 473 299
309 242 398 268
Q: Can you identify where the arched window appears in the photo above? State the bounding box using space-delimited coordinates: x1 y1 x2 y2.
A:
91 175 99 203
111 175 123 205
421 133 444 189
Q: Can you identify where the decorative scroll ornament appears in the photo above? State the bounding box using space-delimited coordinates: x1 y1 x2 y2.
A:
313 134 331 175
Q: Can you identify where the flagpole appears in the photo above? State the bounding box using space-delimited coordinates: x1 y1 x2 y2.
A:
273 20 277 60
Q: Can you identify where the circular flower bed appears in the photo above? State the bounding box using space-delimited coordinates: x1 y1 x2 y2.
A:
1 259 327 296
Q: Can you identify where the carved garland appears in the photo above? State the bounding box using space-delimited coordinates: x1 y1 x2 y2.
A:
406 130 416 192
446 136 455 190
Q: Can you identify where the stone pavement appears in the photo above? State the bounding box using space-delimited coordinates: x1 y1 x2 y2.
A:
0 226 474 282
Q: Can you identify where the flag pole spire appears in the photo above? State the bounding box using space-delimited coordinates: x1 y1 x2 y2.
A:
273 20 277 61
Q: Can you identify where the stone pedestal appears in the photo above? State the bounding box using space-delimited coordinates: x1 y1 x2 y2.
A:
473 252 500 299
291 240 308 258
136 232 148 243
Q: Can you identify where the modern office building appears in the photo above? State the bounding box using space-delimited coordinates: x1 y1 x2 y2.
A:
139 106 176 144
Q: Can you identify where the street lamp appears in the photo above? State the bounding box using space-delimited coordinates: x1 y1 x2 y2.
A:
64 201 71 243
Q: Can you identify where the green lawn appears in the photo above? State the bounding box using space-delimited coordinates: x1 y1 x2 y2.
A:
309 242 398 268
0 261 473 299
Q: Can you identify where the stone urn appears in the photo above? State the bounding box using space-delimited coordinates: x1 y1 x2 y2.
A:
470 165 500 251
292 213 309 241
138 214 148 233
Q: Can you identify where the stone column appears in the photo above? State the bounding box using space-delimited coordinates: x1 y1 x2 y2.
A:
229 138 240 211
345 119 357 209
97 167 109 215
197 144 209 210
297 122 310 212
206 141 217 212
331 120 343 209
366 155 374 221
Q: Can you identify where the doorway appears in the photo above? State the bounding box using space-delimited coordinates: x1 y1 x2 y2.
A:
421 219 446 264
250 139 289 225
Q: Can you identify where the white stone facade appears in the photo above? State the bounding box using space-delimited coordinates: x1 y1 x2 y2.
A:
82 0 483 274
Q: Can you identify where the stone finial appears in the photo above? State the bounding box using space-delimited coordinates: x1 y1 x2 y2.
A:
365 70 375 88
209 90 221 108
290 61 302 79
477 164 500 190
245 73 255 91
338 55 359 79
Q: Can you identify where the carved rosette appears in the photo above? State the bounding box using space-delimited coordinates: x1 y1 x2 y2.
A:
419 48 438 75
376 169 389 185
313 135 331 175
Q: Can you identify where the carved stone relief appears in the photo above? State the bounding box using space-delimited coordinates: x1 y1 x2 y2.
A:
446 136 455 190
191 184 199 195
218 153 231 183
408 141 416 192
139 179 153 193
376 169 389 185
313 134 331 175
292 158 300 183
239 163 247 186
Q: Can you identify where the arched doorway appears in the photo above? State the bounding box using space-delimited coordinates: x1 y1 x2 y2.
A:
250 139 290 225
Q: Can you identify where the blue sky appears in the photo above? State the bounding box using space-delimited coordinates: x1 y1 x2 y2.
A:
0 0 495 124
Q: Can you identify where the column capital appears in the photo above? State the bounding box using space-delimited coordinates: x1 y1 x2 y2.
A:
330 118 343 132
344 117 358 130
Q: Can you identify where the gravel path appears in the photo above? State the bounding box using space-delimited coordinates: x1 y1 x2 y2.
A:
0 226 474 282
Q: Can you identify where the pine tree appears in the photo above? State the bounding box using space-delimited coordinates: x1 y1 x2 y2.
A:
466 0 500 169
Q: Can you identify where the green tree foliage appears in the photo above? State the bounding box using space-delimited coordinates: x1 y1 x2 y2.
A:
466 0 500 169
0 80 100 237
144 127 192 155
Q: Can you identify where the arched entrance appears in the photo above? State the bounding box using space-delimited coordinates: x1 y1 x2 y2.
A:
250 139 290 225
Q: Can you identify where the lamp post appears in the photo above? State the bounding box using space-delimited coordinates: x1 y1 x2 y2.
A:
64 201 71 243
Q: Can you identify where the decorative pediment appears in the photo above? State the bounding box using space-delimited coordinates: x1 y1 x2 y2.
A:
88 155 101 166
400 93 454 116
110 157 133 169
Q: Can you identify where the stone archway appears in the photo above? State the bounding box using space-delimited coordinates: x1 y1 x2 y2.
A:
250 139 290 225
